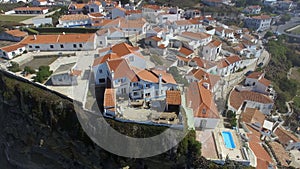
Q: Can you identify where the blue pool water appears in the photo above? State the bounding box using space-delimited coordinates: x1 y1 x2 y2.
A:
222 131 236 149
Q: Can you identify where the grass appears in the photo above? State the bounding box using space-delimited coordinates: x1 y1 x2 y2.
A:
289 25 300 35
20 56 58 70
0 15 33 22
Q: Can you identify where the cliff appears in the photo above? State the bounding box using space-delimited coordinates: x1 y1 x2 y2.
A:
0 71 206 169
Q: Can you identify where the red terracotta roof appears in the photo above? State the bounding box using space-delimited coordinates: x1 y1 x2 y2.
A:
178 47 193 56
249 141 273 167
59 14 90 21
93 53 119 66
225 55 241 64
166 90 181 105
177 55 190 62
0 43 25 52
88 12 104 18
151 69 177 84
190 68 220 89
181 31 211 41
104 88 115 107
107 58 138 82
21 33 95 44
143 4 161 10
252 15 271 20
247 72 263 79
150 36 162 42
229 88 274 110
125 9 142 15
275 127 300 146
70 69 82 76
14 6 48 11
132 67 158 83
241 108 265 125
269 142 290 167
186 82 219 119
111 42 139 57
5 29 27 37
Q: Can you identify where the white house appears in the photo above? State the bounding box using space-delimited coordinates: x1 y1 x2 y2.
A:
186 82 220 129
244 15 272 32
21 33 96 51
180 31 212 47
51 63 82 86
130 68 177 101
57 14 91 27
216 55 242 76
185 68 220 93
245 72 275 98
243 5 261 14
96 27 124 47
274 127 300 151
68 3 87 14
228 87 274 115
32 0 48 6
14 7 49 14
103 88 116 117
201 40 222 61
111 6 126 19
85 0 103 13
94 42 146 69
142 4 162 23
0 43 26 59
119 18 150 35
0 29 28 42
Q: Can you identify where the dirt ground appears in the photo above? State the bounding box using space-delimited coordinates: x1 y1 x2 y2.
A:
20 56 58 70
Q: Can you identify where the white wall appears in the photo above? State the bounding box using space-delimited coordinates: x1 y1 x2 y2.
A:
194 117 219 129
123 53 146 69
26 41 95 51
0 46 26 59
51 73 78 86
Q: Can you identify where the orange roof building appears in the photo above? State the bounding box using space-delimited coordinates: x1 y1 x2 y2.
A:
166 90 181 105
14 6 49 14
0 43 26 59
20 33 96 51
186 82 220 129
229 88 274 115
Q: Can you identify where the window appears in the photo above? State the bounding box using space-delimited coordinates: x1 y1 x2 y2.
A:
29 45 32 48
99 78 105 83
129 56 134 62
155 91 159 96
133 92 139 96
73 44 77 48
100 41 102 45
99 69 102 73
3 52 6 56
79 44 83 48
60 44 64 48
35 46 40 49
145 93 150 97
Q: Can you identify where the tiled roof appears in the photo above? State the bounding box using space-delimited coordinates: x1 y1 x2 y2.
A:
206 40 222 48
107 58 138 82
120 18 147 29
143 4 161 10
111 42 140 57
259 78 271 87
0 43 25 52
21 33 95 44
190 68 220 89
177 55 190 62
178 47 193 56
181 31 211 41
241 108 265 126
69 3 86 9
59 14 90 21
190 57 216 69
217 59 229 68
104 88 115 107
5 29 27 37
174 20 193 26
151 69 177 84
225 55 241 64
186 82 219 119
70 69 82 76
252 15 271 20
125 9 142 15
150 36 162 42
249 141 273 168
96 27 123 36
269 142 290 167
93 53 119 66
88 12 104 18
133 67 158 83
229 88 274 110
166 90 181 105
215 26 224 32
275 127 300 145
14 7 48 11
247 72 263 79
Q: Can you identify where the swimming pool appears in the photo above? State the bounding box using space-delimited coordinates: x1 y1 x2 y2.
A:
222 131 236 149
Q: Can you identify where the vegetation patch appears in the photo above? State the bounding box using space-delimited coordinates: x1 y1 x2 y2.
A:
33 66 53 83
0 15 33 22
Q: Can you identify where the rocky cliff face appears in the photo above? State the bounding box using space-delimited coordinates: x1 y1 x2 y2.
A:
0 71 191 169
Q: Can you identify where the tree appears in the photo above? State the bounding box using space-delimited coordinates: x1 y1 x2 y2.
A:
264 31 274 39
167 67 188 86
8 61 21 72
24 66 36 74
280 14 291 23
34 66 53 83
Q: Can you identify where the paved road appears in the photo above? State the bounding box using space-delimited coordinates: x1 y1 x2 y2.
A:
272 16 300 38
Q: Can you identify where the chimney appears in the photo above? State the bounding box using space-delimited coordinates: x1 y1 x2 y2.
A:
202 82 210 90
62 32 65 35
203 74 208 80
111 70 115 80
158 74 162 84
33 35 37 40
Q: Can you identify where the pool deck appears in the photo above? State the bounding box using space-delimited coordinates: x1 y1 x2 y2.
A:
214 128 245 161
196 130 218 160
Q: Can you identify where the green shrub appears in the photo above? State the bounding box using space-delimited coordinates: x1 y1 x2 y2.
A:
8 61 21 72
34 65 53 83
24 66 36 74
